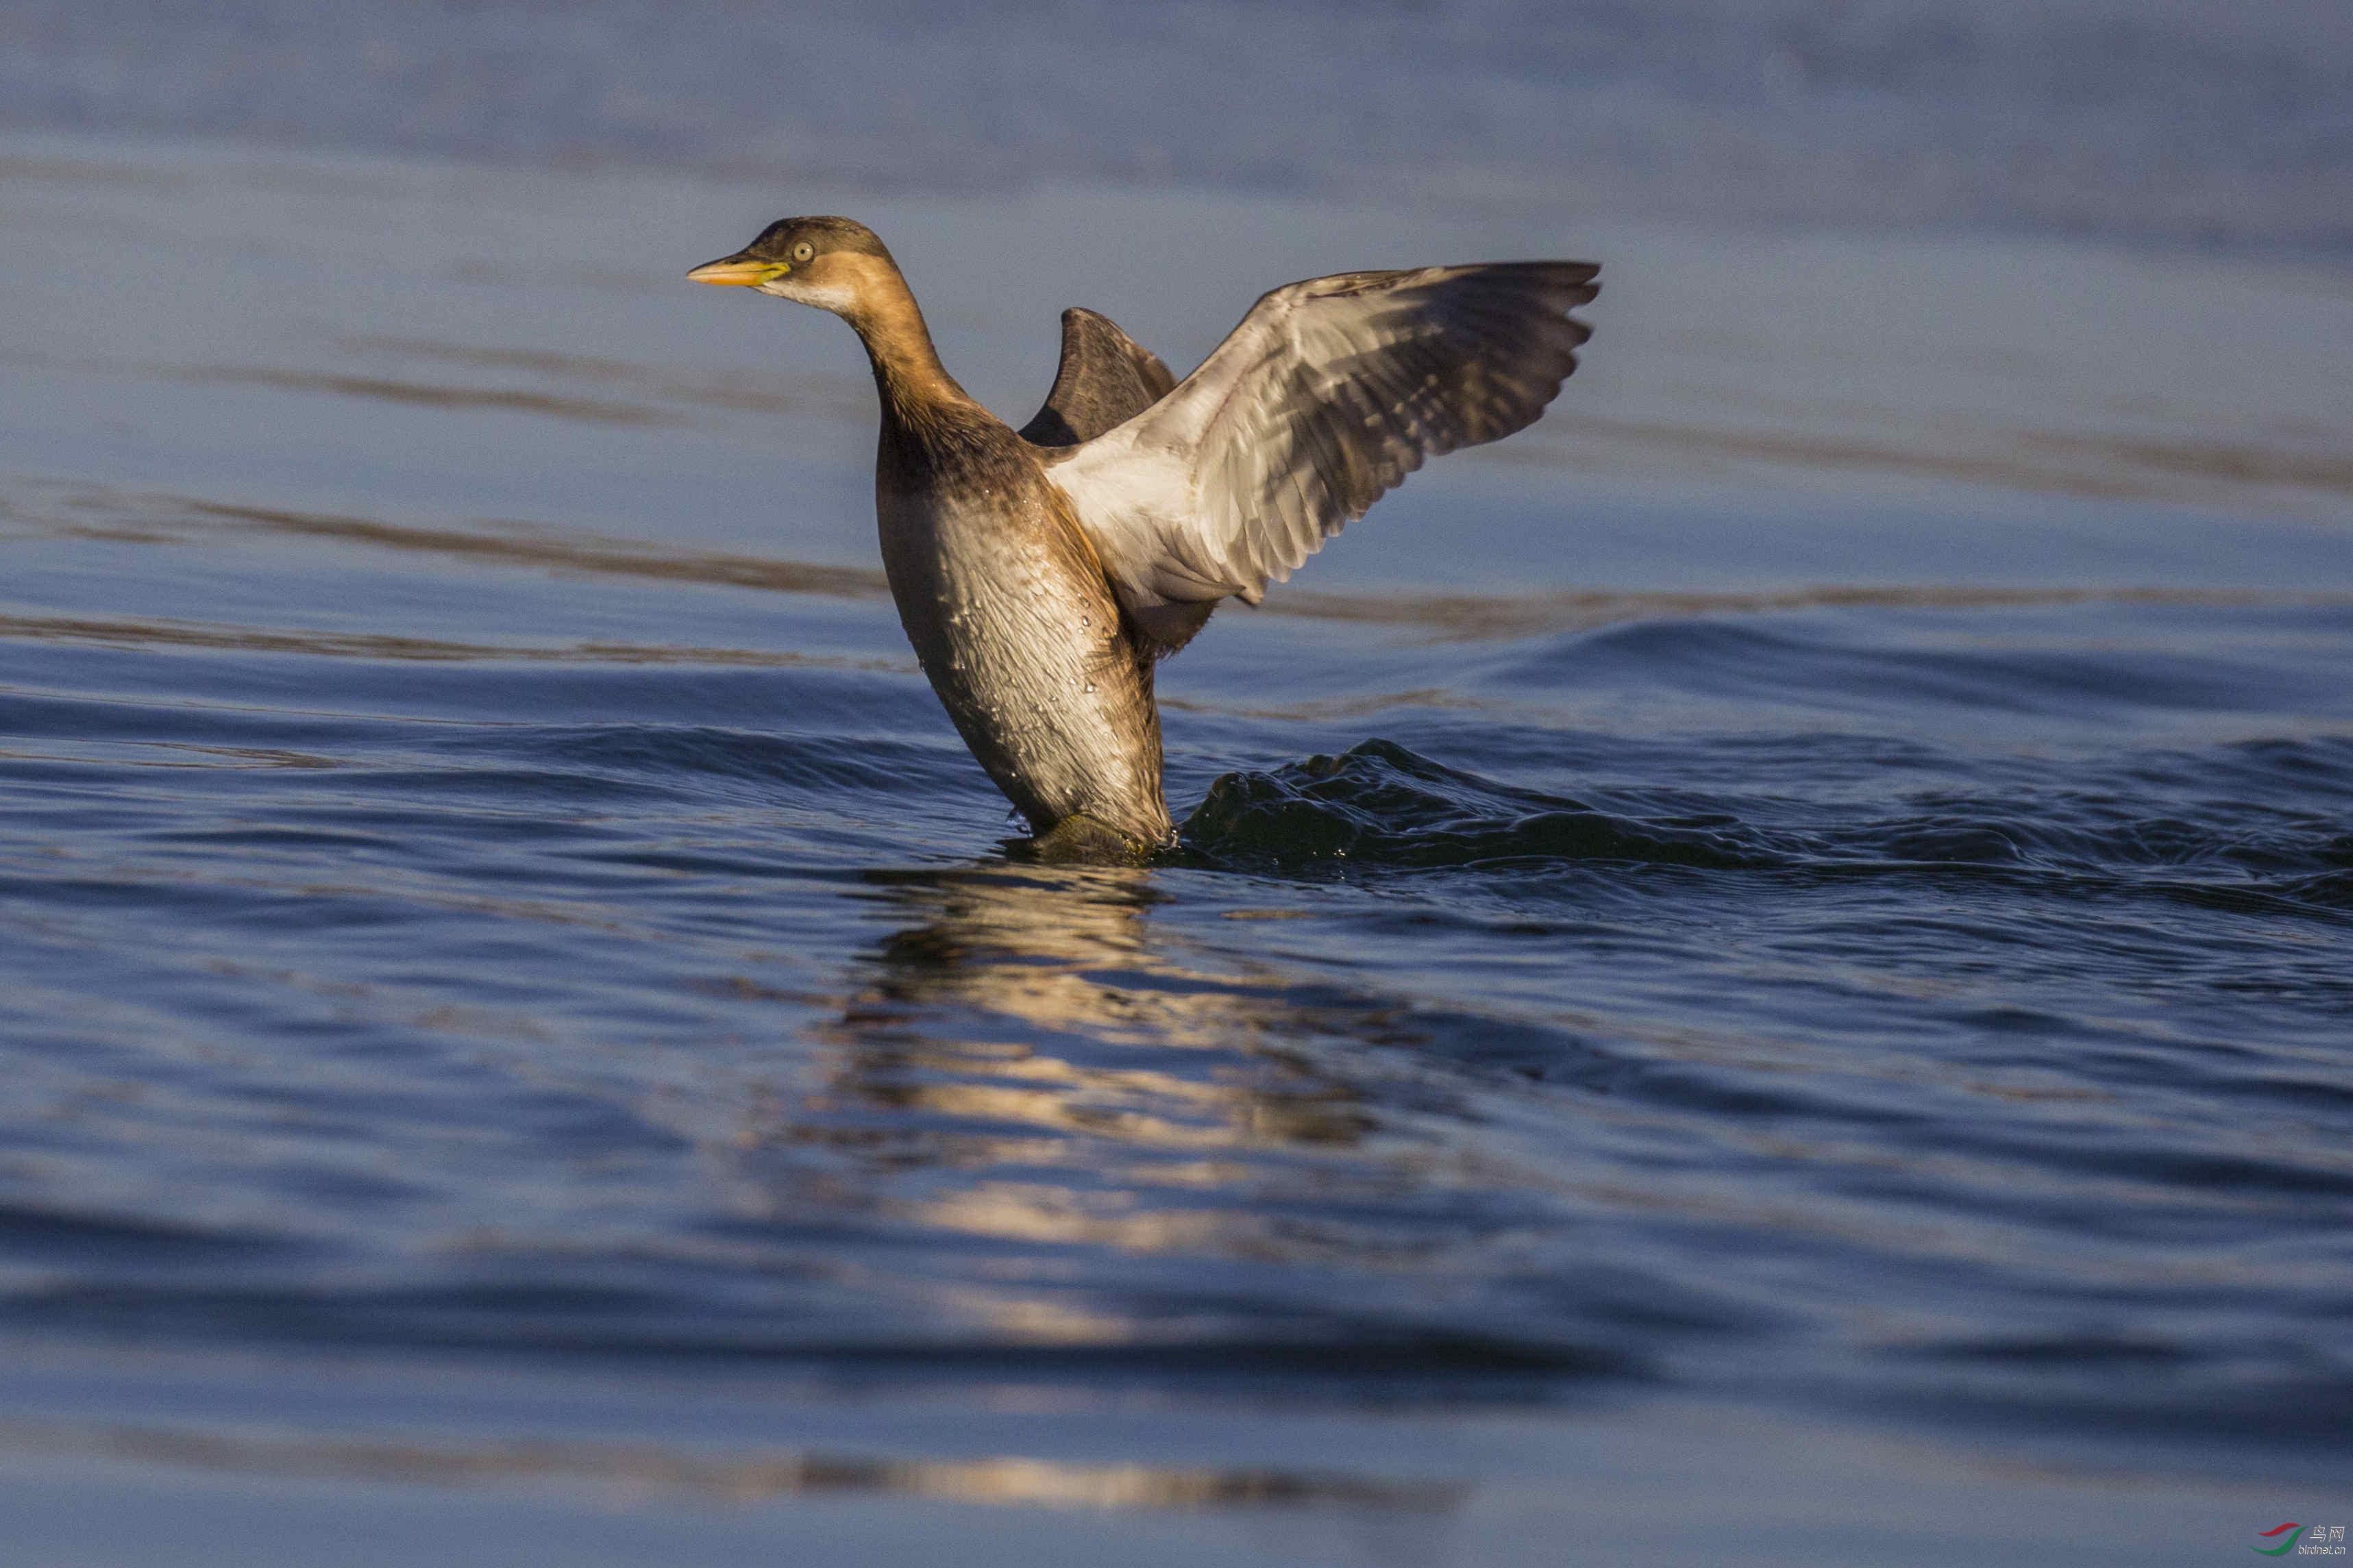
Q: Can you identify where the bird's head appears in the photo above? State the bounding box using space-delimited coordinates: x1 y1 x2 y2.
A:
687 216 896 316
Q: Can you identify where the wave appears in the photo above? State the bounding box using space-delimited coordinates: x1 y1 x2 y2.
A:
1181 740 2353 917
1183 740 1762 869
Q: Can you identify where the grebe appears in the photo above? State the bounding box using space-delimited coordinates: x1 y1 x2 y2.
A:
690 217 1597 857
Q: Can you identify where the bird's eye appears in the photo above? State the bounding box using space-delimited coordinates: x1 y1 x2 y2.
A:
791 242 815 263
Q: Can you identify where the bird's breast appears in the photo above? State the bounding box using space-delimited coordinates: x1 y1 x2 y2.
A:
874 475 1166 838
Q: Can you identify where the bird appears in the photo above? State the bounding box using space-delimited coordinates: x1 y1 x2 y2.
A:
688 217 1597 859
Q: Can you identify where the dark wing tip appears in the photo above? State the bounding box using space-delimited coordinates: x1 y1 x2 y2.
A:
1488 259 1601 302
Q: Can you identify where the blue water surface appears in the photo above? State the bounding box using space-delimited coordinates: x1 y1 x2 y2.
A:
0 114 2348 1565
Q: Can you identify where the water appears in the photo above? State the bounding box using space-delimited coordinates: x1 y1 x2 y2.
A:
1 77 2351 1568
6 0 2352 251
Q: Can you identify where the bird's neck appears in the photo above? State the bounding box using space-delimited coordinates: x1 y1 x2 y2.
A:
836 257 970 420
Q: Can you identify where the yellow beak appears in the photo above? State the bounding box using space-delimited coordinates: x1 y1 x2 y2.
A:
687 256 789 286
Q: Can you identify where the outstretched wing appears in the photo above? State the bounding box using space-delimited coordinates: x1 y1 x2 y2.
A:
1018 307 1179 448
1042 262 1598 649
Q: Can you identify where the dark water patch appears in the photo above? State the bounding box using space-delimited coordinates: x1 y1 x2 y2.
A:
2119 733 2353 793
513 726 985 801
346 664 937 732
0 1279 1636 1389
1340 718 1936 787
0 1203 295 1263
1182 741 1767 871
2279 869 2353 909
1910 1332 2191 1367
145 825 405 854
234 764 680 815
1956 1137 2353 1202
1181 739 2353 910
0 683 396 751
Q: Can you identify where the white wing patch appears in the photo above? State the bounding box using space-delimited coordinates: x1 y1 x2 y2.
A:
1043 262 1599 652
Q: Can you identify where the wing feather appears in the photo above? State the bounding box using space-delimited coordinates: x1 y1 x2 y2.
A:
1018 307 1177 448
1044 262 1598 643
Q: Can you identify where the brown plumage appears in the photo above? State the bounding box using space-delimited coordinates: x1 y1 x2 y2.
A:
1018 308 1179 448
689 217 1599 856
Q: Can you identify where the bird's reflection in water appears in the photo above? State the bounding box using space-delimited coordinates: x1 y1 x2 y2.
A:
722 864 1503 1345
